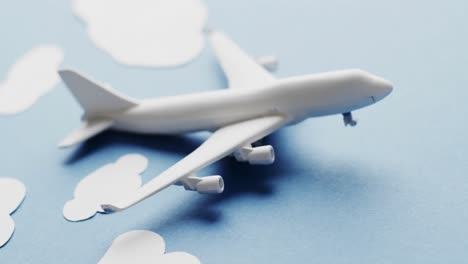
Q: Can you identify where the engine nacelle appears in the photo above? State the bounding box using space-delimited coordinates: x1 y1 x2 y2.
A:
247 145 275 165
234 145 275 165
195 175 225 194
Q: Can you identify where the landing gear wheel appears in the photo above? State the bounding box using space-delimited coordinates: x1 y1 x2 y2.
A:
343 112 357 127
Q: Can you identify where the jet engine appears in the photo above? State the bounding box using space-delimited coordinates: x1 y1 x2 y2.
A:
234 145 275 165
195 176 225 194
177 175 225 194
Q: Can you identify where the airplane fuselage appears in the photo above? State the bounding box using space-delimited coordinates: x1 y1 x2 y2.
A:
111 69 392 134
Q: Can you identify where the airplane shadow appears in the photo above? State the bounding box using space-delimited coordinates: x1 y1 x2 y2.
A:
139 131 314 231
65 128 295 223
64 130 206 165
64 128 373 233
138 132 376 233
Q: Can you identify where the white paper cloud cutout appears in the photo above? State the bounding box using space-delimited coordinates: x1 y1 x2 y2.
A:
99 230 200 264
73 0 208 67
0 178 26 247
0 45 64 115
63 154 147 222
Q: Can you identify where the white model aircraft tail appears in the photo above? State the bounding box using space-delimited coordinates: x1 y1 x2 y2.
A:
58 70 138 148
58 70 138 116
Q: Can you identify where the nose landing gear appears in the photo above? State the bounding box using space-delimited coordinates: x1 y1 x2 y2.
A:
343 112 357 127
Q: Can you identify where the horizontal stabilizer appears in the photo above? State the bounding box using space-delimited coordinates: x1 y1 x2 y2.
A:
59 119 113 148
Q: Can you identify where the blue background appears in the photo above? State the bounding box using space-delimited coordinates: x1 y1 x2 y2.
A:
1 0 468 263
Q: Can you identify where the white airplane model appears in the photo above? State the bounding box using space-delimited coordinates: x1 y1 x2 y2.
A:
58 31 393 213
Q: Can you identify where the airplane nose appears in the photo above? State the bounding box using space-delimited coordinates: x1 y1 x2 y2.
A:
371 75 393 102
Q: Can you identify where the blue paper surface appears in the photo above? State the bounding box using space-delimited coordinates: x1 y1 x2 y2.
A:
1 0 467 263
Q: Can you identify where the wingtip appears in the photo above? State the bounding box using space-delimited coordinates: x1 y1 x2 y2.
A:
58 136 77 149
101 204 122 214
58 68 74 78
58 139 72 148
58 144 69 149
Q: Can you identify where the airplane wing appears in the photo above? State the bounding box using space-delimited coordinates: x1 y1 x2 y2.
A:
209 31 276 89
101 115 290 212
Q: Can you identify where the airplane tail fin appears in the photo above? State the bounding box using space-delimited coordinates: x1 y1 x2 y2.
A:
58 69 139 148
58 69 138 117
